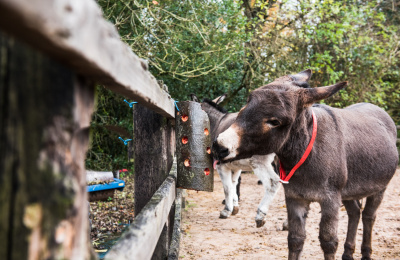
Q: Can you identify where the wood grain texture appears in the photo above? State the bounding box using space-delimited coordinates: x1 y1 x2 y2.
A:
167 189 183 260
0 33 96 260
0 0 175 118
176 101 214 191
133 105 175 215
105 176 177 260
132 105 176 258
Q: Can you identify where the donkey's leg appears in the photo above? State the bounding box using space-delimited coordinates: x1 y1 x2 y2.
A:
360 189 385 260
319 198 341 260
217 164 234 219
253 164 280 227
342 200 361 260
222 175 241 205
286 198 310 260
231 169 242 215
236 175 241 201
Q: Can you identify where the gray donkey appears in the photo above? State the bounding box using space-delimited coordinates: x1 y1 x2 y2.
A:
191 94 279 227
213 70 398 260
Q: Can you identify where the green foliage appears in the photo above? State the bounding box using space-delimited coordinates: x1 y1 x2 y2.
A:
97 0 257 111
249 0 400 123
86 0 399 170
85 86 133 171
290 0 400 123
97 0 400 117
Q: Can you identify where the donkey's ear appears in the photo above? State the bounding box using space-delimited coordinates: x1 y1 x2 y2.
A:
190 93 200 102
291 69 312 82
300 81 348 106
213 94 227 104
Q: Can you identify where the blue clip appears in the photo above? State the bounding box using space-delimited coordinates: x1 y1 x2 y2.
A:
119 137 132 146
124 99 137 108
174 100 179 111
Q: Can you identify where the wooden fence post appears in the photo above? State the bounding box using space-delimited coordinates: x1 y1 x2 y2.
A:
0 34 96 259
0 1 180 259
133 104 175 259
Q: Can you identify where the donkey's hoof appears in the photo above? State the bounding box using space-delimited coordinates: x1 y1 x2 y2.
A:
282 219 289 231
324 254 336 260
361 257 371 260
257 180 263 185
222 199 225 205
255 209 267 227
219 209 231 219
232 206 239 215
255 219 266 228
341 254 353 260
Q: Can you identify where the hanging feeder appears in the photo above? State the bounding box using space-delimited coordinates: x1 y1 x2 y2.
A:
176 101 214 191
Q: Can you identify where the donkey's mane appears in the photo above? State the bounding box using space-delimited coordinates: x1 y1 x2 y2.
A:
202 98 228 113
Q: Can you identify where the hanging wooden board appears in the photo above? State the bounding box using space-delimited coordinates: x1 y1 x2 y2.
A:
176 101 214 192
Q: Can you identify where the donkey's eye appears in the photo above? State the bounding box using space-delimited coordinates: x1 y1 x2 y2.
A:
266 119 280 127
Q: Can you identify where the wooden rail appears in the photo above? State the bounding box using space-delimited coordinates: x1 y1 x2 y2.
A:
0 0 183 259
0 0 175 118
105 177 176 260
105 160 180 260
168 189 183 260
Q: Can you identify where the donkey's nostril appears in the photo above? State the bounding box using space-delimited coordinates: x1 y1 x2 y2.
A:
212 140 230 160
219 147 229 158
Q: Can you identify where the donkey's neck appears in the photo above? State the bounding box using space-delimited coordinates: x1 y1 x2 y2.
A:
203 108 227 141
277 107 315 170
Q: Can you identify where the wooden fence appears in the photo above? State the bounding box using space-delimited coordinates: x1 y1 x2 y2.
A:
0 0 182 259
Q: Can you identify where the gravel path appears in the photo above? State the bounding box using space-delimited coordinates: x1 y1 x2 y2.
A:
180 169 400 259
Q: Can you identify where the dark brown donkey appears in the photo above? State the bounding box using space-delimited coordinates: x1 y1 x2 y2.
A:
213 70 399 260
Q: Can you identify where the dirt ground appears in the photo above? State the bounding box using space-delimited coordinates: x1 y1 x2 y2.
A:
89 172 135 251
180 169 400 259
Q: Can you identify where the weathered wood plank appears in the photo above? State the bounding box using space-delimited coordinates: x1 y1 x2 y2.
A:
152 161 178 260
153 223 170 260
176 101 214 191
0 0 175 118
0 32 11 259
0 33 96 259
105 176 177 260
167 189 183 260
133 104 176 258
133 105 175 215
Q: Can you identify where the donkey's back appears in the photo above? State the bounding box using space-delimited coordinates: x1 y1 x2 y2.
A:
321 103 398 200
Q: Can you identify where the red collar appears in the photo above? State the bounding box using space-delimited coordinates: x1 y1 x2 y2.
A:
279 110 317 184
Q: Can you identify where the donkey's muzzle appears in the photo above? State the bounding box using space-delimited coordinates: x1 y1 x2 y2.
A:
212 140 229 160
